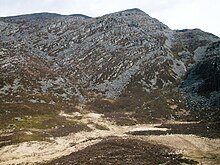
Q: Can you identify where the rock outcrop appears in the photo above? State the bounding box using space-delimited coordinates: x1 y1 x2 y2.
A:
0 8 219 117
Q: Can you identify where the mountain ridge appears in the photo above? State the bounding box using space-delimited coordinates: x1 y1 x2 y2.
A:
0 9 220 165
0 8 219 130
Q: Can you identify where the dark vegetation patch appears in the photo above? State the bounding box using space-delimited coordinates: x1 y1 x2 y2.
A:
0 129 48 148
0 114 91 147
0 103 56 129
191 107 220 122
46 137 198 165
181 55 220 111
128 122 220 138
88 86 190 125
0 102 91 147
50 123 92 137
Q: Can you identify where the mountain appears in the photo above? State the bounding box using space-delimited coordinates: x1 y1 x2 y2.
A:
0 8 220 165
181 40 220 121
0 8 219 130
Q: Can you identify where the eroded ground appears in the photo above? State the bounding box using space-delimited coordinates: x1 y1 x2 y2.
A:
0 107 220 165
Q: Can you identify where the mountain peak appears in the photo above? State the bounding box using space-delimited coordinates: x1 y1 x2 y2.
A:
124 8 145 13
106 8 147 17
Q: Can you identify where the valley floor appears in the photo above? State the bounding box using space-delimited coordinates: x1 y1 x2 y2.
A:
0 110 220 165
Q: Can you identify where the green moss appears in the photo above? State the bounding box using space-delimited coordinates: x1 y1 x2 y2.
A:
15 115 53 129
0 113 91 147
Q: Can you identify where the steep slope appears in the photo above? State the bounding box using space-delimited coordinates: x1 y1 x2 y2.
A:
0 8 219 126
0 8 220 165
181 40 220 121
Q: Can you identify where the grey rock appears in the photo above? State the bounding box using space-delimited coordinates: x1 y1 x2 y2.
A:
0 8 219 112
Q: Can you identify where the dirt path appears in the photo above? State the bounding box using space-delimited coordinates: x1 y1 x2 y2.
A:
0 111 219 165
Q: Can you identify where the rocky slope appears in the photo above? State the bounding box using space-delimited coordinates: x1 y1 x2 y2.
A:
0 8 219 143
0 8 220 165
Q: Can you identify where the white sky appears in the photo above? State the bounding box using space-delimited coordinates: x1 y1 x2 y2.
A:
0 0 219 37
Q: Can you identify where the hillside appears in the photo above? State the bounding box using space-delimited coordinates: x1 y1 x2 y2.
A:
0 8 219 165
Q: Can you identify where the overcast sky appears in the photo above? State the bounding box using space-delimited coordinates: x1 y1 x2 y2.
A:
0 0 219 37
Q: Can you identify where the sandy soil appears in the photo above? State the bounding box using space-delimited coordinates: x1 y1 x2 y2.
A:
0 111 219 165
146 135 220 164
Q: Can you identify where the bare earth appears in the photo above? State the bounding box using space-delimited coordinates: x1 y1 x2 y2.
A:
0 111 219 165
